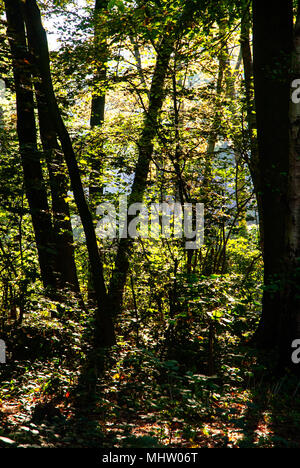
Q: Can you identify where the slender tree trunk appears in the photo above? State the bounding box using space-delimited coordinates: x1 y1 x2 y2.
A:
289 6 300 343
171 69 197 273
22 0 115 347
203 20 228 184
225 47 249 235
130 38 147 91
89 0 107 184
88 0 108 301
240 7 264 247
89 0 107 130
4 0 57 290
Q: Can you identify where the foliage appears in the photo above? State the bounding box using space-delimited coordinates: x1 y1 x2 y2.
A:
0 0 297 450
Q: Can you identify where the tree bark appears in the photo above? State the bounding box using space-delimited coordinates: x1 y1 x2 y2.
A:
35 89 80 293
289 5 300 347
252 0 293 358
4 0 57 290
90 0 108 129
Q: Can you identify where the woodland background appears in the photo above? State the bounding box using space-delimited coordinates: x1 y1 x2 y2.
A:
0 0 299 449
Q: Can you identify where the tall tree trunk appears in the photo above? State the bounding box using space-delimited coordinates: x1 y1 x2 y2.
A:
35 89 80 293
225 47 248 236
240 7 264 247
289 4 300 347
22 0 115 347
4 0 57 290
252 0 293 359
88 0 108 301
203 22 228 184
90 1 107 129
89 0 107 206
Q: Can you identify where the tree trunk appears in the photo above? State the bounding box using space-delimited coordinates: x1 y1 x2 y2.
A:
203 21 228 184
22 0 115 347
35 90 80 293
289 5 300 347
4 0 57 290
252 0 293 359
90 0 107 129
88 0 108 301
89 0 107 199
225 46 248 235
240 7 264 247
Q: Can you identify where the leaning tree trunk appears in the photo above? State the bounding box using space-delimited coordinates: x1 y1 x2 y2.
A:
35 88 80 293
22 0 115 347
5 0 57 290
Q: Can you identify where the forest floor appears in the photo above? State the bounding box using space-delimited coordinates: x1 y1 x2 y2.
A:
1 314 300 448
